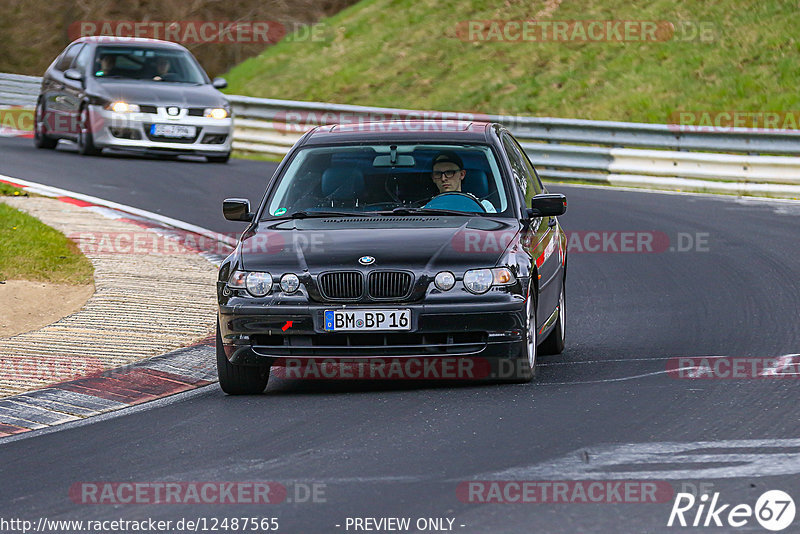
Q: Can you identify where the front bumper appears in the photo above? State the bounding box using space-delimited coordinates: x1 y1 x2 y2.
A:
90 105 232 156
218 298 527 366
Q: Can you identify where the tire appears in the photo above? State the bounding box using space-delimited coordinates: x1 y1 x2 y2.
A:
497 293 537 383
77 105 101 156
207 153 230 163
539 283 566 355
33 100 58 149
216 321 270 394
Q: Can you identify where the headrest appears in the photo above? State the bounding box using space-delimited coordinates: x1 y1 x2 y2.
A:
321 167 365 200
462 169 489 198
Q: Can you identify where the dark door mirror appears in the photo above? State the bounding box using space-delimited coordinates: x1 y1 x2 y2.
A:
212 77 228 89
64 68 83 82
223 198 253 222
527 193 566 218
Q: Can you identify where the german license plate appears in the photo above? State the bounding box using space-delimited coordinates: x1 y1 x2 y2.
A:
324 309 411 331
151 124 196 138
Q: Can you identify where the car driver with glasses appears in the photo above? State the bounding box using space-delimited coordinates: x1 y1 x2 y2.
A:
430 152 495 212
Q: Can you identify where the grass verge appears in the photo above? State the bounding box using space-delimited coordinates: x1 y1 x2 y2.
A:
0 186 94 284
223 0 799 123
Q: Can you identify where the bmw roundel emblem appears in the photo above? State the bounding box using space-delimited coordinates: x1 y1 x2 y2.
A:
359 255 375 265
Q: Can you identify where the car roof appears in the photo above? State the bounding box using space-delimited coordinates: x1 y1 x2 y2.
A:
72 36 188 50
300 121 496 145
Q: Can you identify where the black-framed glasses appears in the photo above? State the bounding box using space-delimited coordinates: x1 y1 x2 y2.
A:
432 169 460 179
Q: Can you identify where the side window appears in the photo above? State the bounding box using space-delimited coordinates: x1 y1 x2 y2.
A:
512 137 544 196
73 45 93 74
502 134 526 193
502 133 536 206
55 44 83 71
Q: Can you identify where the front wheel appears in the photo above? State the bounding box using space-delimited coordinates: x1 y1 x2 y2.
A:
77 106 101 156
216 321 270 394
497 294 537 383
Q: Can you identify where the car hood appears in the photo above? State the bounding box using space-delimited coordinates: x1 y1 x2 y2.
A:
239 216 522 274
90 80 226 108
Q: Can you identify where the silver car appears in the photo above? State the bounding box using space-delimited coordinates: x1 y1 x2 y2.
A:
34 37 233 163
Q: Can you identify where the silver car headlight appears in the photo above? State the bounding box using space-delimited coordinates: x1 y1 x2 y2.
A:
106 101 140 113
204 107 229 119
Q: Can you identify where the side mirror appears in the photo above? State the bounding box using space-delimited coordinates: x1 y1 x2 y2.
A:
64 68 83 82
212 77 228 89
526 193 566 218
223 198 253 222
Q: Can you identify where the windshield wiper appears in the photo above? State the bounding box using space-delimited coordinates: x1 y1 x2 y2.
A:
377 207 478 216
284 210 364 219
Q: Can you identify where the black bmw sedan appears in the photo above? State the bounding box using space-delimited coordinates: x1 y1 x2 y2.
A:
217 121 567 393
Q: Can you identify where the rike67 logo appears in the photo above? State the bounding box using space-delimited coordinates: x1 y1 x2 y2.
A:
668 490 795 531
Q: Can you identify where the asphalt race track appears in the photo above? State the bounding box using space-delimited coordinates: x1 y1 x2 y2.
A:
1 135 799 533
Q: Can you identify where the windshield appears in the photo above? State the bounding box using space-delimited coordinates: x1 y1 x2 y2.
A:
264 144 509 218
93 46 207 84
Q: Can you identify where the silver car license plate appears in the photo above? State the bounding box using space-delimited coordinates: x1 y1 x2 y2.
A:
151 124 196 138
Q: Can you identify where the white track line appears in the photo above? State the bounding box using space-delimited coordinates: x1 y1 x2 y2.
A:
0 173 237 246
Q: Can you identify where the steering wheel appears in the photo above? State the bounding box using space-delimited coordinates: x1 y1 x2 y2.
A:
423 192 487 213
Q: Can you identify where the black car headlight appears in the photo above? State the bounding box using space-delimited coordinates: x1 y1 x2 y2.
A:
228 270 273 297
463 267 516 294
280 273 301 294
434 271 456 291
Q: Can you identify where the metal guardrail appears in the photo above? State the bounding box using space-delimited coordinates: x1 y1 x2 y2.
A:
0 73 40 107
3 72 800 197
